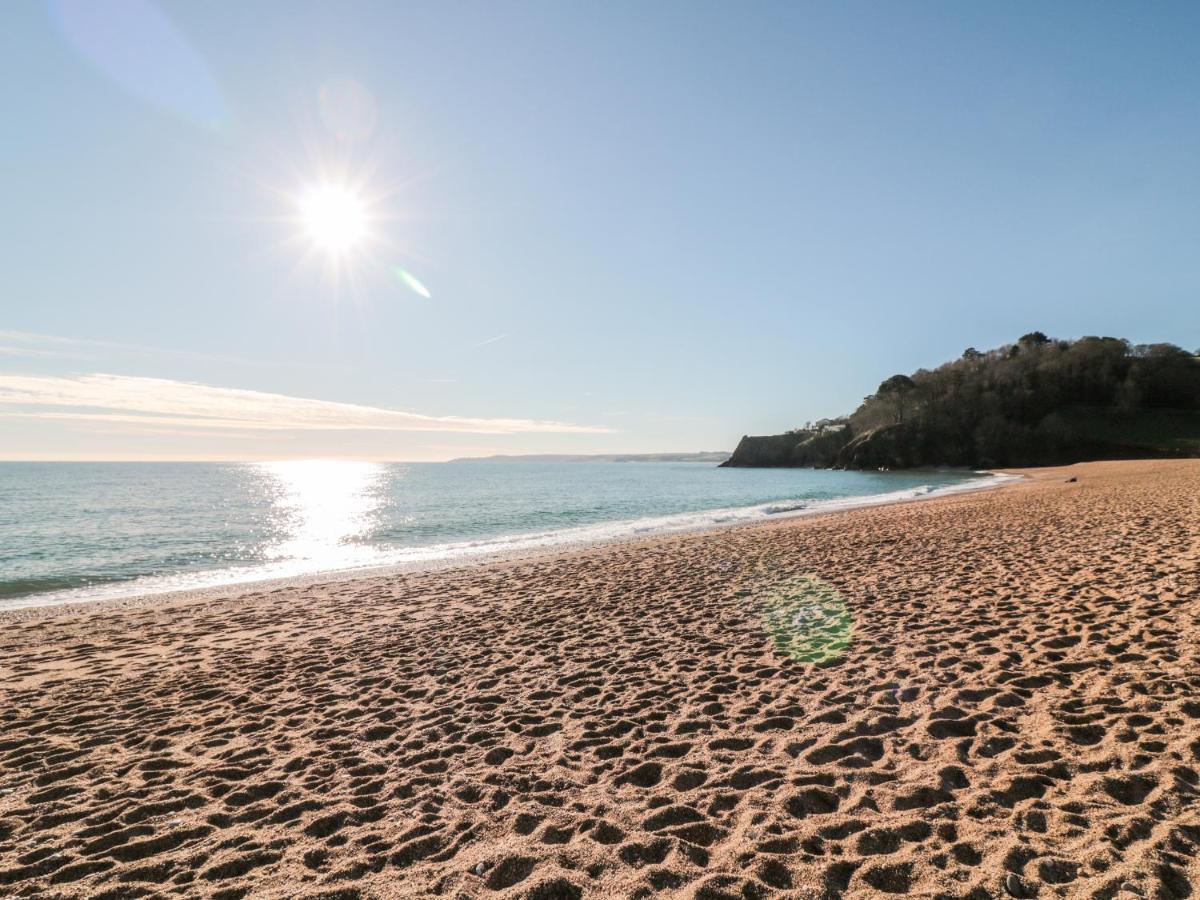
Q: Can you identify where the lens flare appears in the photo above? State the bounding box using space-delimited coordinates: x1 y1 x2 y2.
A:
318 78 379 143
761 576 853 664
50 0 227 130
394 266 431 299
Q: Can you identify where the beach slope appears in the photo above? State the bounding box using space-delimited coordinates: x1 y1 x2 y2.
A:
1 459 1197 898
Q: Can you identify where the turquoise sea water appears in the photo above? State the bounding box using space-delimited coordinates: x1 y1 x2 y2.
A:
0 461 995 609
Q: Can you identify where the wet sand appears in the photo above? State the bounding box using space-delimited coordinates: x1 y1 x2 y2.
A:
0 459 1197 899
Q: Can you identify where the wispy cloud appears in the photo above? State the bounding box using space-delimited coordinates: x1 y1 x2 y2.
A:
0 330 255 367
0 331 102 360
0 344 67 359
0 373 612 435
473 332 509 348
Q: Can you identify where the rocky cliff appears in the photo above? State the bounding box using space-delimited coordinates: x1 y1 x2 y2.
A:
722 334 1200 470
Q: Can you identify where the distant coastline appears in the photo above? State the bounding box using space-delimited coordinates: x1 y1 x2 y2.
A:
450 451 732 464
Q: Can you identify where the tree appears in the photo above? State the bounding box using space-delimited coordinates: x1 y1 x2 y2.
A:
1018 331 1050 349
877 374 917 424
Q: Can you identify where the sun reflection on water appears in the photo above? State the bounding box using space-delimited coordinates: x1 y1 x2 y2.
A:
257 461 388 570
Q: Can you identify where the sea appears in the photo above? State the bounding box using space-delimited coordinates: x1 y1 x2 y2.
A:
0 460 1002 609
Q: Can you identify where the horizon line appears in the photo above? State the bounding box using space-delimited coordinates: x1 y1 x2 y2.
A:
0 450 729 464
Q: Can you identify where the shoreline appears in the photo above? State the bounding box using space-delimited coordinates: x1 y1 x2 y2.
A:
0 468 1019 620
1 459 1196 899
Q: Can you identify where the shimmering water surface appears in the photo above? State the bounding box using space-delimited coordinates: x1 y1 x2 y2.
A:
0 461 997 608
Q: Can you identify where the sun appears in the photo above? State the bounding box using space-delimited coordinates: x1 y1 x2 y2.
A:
297 183 369 255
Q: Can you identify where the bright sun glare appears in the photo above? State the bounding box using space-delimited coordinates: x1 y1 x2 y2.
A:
297 184 369 255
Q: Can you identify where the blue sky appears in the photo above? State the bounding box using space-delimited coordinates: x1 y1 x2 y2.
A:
1 0 1198 460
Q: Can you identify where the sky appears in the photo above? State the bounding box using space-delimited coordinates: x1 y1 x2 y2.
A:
1 0 1198 461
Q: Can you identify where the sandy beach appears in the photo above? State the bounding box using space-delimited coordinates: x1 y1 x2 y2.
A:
1 458 1197 899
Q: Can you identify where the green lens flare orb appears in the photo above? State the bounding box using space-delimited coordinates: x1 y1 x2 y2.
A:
761 576 853 664
394 266 431 299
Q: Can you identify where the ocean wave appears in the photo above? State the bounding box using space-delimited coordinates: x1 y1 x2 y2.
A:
0 573 133 599
762 501 809 514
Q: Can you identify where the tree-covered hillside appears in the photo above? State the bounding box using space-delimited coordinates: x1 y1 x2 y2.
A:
723 334 1200 469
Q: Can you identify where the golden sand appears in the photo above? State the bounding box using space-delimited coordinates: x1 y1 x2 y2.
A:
1 459 1197 898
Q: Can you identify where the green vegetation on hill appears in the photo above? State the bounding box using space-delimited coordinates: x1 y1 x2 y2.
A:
723 333 1200 470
